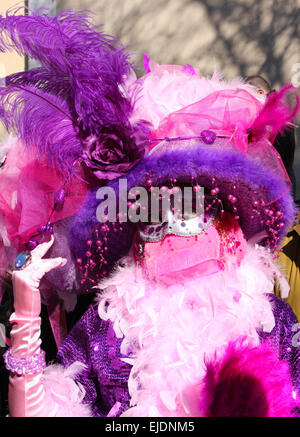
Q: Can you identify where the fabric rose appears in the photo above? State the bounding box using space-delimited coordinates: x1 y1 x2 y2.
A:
81 122 151 181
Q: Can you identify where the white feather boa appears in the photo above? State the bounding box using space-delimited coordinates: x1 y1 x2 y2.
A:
96 244 286 417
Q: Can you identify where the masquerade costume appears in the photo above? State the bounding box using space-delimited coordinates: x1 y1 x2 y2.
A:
0 9 299 417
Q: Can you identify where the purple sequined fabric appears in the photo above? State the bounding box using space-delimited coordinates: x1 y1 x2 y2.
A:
56 302 131 417
258 294 300 415
57 294 300 417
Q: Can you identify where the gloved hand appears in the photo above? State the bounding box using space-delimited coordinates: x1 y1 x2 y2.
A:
8 237 67 416
12 236 67 320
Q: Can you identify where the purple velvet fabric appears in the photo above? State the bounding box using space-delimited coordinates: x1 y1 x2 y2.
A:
56 294 300 417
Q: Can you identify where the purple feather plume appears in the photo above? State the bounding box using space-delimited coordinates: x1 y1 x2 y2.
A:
0 82 82 174
6 68 72 100
0 8 135 173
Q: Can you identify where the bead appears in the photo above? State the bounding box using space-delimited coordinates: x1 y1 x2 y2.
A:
47 224 54 235
3 349 46 375
200 129 217 144
54 188 66 207
211 187 220 195
228 194 237 203
37 225 47 233
26 240 38 250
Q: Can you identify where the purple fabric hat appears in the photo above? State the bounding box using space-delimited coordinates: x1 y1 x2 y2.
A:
68 135 297 292
68 64 299 292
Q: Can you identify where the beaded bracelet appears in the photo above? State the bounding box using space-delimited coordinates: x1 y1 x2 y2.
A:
3 348 46 375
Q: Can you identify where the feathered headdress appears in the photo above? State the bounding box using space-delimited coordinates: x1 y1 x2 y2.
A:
0 7 148 177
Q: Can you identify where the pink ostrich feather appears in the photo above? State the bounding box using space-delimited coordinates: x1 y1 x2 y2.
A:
247 84 300 143
201 339 296 417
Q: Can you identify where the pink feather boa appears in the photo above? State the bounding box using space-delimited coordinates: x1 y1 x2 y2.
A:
96 243 292 417
40 362 92 417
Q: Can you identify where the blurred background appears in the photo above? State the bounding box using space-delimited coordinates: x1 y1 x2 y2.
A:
0 0 300 196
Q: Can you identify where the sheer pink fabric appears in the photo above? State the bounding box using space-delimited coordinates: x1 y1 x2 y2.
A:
0 139 88 251
149 89 290 186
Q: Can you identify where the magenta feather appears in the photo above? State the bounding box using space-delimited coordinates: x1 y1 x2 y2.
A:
247 85 300 142
201 339 296 417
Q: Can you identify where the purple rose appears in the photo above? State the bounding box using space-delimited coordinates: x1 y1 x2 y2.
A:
82 123 150 180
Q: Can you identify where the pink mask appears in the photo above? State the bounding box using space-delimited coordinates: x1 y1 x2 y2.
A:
138 212 247 286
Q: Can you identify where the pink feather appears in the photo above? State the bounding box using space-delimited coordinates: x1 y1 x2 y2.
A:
247 84 300 143
201 339 296 417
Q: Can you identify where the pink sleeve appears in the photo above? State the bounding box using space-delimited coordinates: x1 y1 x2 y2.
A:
8 313 92 417
8 260 92 417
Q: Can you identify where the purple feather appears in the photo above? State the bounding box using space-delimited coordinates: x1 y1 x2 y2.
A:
0 8 135 171
0 82 82 175
6 68 72 100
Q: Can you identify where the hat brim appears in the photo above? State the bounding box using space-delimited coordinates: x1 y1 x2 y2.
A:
69 138 296 292
121 139 296 244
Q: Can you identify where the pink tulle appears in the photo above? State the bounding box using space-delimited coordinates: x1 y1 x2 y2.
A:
129 63 264 132
142 225 222 285
151 88 262 153
0 138 88 251
128 60 293 187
